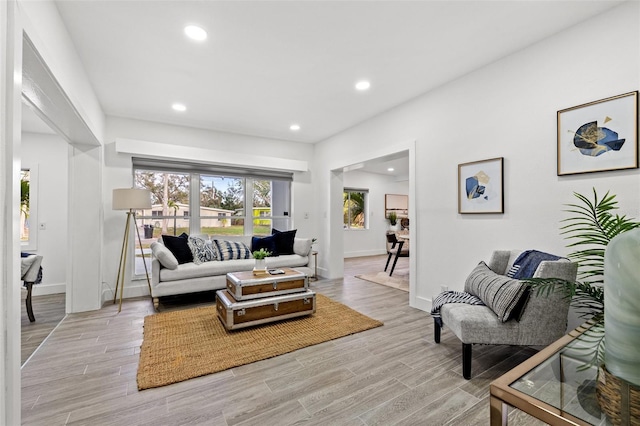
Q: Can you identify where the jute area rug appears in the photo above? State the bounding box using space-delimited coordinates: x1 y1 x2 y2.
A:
355 268 409 293
137 293 383 390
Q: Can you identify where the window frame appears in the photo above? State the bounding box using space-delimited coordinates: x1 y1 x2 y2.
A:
343 188 369 230
132 165 292 277
20 165 39 251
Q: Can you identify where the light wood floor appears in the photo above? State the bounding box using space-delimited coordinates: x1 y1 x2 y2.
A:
21 292 66 365
21 256 545 425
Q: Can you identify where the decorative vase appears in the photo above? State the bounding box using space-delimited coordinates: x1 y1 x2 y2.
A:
604 227 640 387
254 258 266 272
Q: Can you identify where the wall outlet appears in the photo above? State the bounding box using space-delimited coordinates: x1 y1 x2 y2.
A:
440 285 448 292
39 222 46 230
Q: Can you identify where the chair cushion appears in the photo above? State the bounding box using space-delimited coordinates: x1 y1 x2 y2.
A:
464 261 528 322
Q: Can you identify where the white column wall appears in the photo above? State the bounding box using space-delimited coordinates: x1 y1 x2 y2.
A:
313 1 640 312
19 0 106 313
1 1 22 423
102 116 315 303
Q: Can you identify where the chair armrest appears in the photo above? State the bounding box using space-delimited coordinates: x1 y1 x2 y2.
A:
21 255 43 283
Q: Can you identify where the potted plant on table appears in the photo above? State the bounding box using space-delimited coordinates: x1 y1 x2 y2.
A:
252 248 271 274
387 211 398 231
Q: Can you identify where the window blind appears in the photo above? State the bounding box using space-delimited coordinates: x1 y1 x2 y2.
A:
132 157 293 181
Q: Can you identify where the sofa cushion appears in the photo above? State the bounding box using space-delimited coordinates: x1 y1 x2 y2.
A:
150 242 179 270
464 261 529 322
159 258 255 282
188 235 217 264
162 233 193 264
251 235 278 256
293 238 312 256
272 228 297 255
212 239 252 261
265 254 309 269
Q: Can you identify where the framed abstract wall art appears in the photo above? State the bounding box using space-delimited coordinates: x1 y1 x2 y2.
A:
458 157 504 214
557 91 638 176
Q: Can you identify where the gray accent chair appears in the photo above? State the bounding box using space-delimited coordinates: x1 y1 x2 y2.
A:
434 250 577 379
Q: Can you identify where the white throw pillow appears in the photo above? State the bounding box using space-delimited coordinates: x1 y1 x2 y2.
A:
150 241 179 270
293 238 312 256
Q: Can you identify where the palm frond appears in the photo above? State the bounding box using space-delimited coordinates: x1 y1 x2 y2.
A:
528 188 638 372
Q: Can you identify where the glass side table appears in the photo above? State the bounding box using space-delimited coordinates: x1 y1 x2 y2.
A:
490 323 607 426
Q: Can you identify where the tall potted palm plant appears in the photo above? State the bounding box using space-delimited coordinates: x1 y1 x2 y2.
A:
529 188 639 369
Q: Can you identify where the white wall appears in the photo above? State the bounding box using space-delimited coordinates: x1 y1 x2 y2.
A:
343 170 408 257
21 132 68 294
18 0 104 139
101 116 316 303
19 0 105 315
314 1 640 312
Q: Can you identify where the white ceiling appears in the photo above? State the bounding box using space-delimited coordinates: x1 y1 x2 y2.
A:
51 0 622 145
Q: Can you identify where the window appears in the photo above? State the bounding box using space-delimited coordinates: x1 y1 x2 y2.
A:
20 170 31 243
344 189 368 229
20 167 38 250
134 170 190 275
132 160 293 277
200 175 244 235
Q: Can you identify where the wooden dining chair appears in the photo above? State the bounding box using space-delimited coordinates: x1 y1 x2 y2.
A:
385 233 409 276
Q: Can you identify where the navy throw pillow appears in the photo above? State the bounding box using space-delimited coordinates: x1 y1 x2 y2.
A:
162 233 193 264
271 228 297 255
252 235 278 256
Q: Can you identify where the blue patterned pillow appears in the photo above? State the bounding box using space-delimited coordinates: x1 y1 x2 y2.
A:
188 235 217 264
211 239 252 261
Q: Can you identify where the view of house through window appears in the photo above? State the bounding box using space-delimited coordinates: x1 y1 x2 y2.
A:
344 188 368 229
133 168 291 276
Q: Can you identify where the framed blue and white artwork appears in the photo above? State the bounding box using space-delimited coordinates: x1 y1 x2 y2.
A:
557 91 638 176
458 157 504 214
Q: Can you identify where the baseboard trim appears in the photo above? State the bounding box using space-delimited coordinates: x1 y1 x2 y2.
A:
412 294 432 312
344 249 387 258
101 280 150 307
31 283 66 296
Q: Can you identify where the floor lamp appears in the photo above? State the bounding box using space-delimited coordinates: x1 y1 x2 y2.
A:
112 188 152 312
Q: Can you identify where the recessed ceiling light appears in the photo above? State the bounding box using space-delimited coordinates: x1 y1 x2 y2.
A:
387 168 395 172
290 124 301 131
355 80 371 91
184 25 207 41
172 103 187 112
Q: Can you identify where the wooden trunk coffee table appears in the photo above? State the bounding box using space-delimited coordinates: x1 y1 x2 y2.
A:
216 268 315 331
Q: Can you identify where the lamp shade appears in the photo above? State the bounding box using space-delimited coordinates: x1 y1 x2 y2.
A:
112 188 152 210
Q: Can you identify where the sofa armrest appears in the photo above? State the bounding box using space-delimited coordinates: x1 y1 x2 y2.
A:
151 257 161 289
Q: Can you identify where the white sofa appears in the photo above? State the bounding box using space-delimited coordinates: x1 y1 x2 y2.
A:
150 235 313 309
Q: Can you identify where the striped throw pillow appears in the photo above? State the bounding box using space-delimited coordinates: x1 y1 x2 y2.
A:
464 261 528 322
211 239 252 261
